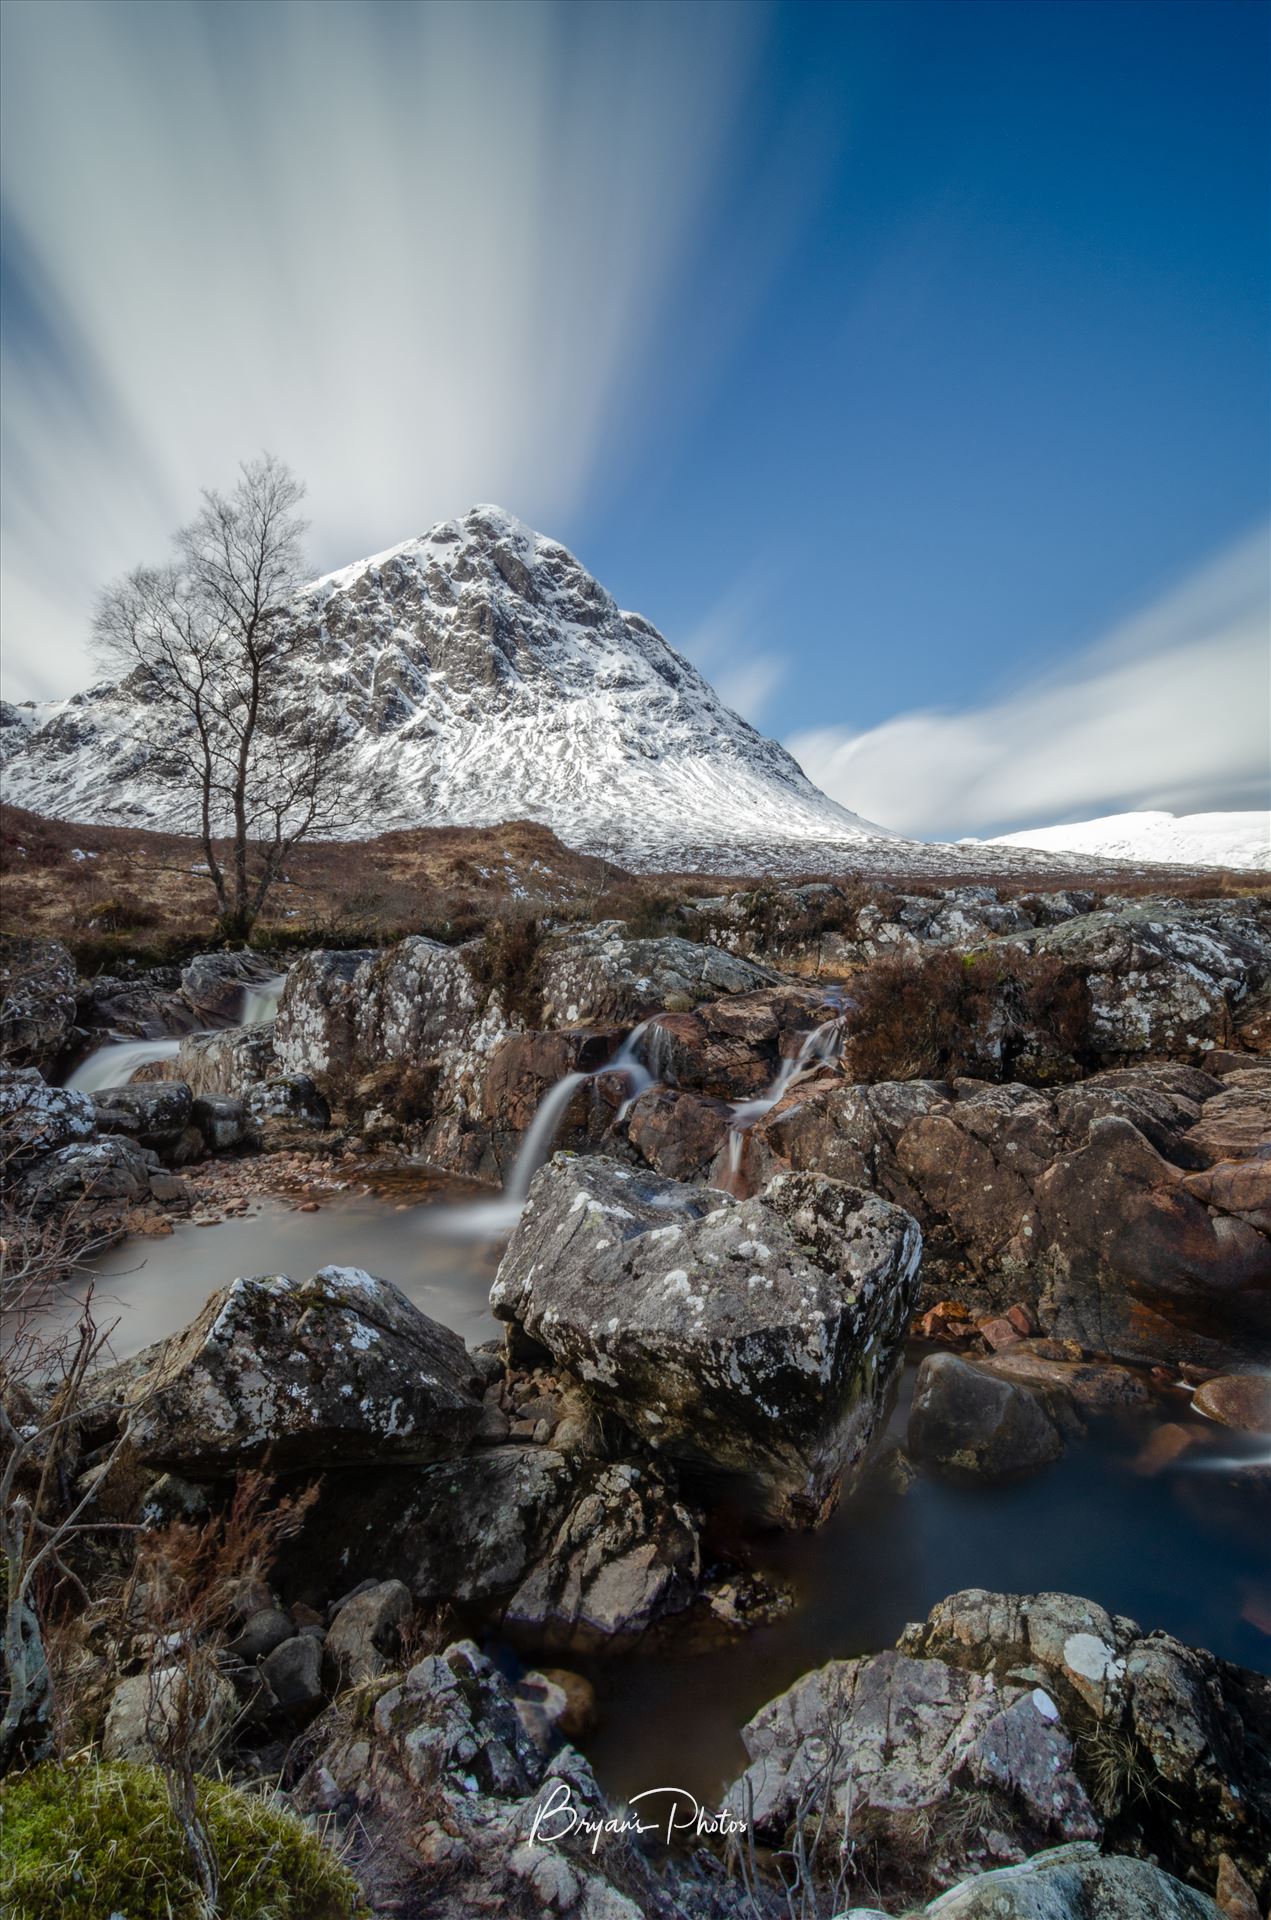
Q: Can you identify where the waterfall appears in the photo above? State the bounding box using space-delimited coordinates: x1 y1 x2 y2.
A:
65 1036 184 1095
502 1071 591 1205
240 974 287 1026
722 1017 843 1194
66 969 286 1095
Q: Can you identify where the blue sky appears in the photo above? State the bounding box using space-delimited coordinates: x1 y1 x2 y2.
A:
2 0 1267 836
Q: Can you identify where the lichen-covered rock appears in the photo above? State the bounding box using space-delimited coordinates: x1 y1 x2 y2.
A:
908 1351 1073 1479
102 1665 238 1766
492 1156 922 1526
901 1589 1271 1903
917 1849 1220 1920
292 1638 722 1920
190 1092 246 1152
325 1579 413 1686
536 922 780 1027
92 1080 194 1156
723 1648 1100 1905
112 1267 482 1474
179 950 280 1025
16 1135 155 1218
0 934 77 1070
1008 900 1271 1062
274 938 487 1079
0 1067 95 1168
242 1073 330 1143
175 1022 277 1098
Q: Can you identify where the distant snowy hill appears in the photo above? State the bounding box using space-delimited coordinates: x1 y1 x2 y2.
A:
0 505 897 872
981 810 1269 872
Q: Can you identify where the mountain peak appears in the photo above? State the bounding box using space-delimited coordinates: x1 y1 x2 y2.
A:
1 507 899 869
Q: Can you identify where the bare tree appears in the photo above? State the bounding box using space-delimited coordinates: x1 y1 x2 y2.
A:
95 454 390 940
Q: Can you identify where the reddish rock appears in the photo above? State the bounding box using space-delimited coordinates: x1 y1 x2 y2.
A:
1192 1370 1271 1434
1132 1423 1196 1476
916 1301 974 1342
977 1344 1150 1413
624 1086 734 1182
978 1315 1024 1351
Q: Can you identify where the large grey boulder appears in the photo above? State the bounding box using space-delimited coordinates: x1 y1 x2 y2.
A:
0 1066 95 1168
175 1023 277 1098
536 921 781 1026
724 1648 1100 1903
902 1589 1271 1905
102 1665 238 1767
917 1849 1220 1920
16 1135 156 1219
492 1156 922 1527
1008 899 1271 1061
112 1266 483 1474
274 938 487 1079
503 1461 700 1653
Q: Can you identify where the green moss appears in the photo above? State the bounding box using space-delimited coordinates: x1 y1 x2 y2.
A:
0 1761 365 1920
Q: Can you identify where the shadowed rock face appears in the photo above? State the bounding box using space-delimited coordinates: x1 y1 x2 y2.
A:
109 1266 483 1475
491 1155 922 1527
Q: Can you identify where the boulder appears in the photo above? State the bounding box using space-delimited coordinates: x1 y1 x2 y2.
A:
325 1580 413 1686
536 922 780 1028
16 1135 156 1219
0 934 77 1069
752 1065 1271 1369
260 1632 325 1719
279 1448 578 1613
179 950 280 1025
92 1080 194 1156
901 1589 1271 1902
724 1648 1100 1907
1008 899 1271 1062
242 1074 330 1142
908 1352 1073 1480
917 1849 1220 1920
102 1664 238 1766
1191 1370 1271 1433
176 1023 277 1098
191 1093 246 1152
0 1067 95 1167
492 1156 922 1527
112 1267 483 1474
624 1086 735 1182
292 1639 705 1920
274 938 487 1079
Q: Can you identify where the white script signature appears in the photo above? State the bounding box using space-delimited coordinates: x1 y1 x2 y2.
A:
530 1779 748 1853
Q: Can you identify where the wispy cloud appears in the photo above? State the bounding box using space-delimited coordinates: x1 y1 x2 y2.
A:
679 580 787 726
787 527 1271 838
0 0 820 700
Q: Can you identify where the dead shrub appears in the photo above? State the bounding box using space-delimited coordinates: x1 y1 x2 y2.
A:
845 945 1093 1085
464 911 544 1025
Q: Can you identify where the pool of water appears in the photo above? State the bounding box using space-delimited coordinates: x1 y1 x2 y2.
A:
573 1365 1271 1805
55 1182 1271 1810
65 1187 505 1360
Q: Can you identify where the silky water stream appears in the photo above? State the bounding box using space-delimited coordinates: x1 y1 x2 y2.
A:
52 1015 1271 1810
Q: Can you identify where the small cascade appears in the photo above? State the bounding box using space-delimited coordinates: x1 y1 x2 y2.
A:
239 974 287 1026
65 1036 183 1095
722 1016 844 1195
503 1071 591 1206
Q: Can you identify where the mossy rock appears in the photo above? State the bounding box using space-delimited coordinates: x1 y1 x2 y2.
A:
0 1760 365 1920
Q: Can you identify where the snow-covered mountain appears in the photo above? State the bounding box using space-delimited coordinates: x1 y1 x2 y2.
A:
1 505 895 870
981 810 1270 873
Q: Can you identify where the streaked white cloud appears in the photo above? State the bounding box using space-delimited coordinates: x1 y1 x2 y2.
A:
1 0 814 700
787 526 1271 838
679 580 787 726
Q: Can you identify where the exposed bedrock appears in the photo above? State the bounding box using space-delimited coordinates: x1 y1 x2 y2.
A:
490 1155 922 1527
744 1062 1271 1367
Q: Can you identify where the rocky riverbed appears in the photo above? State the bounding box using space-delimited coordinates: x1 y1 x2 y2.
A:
2 879 1269 1919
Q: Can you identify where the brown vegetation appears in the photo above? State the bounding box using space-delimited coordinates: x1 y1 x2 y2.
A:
845 946 1095 1085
